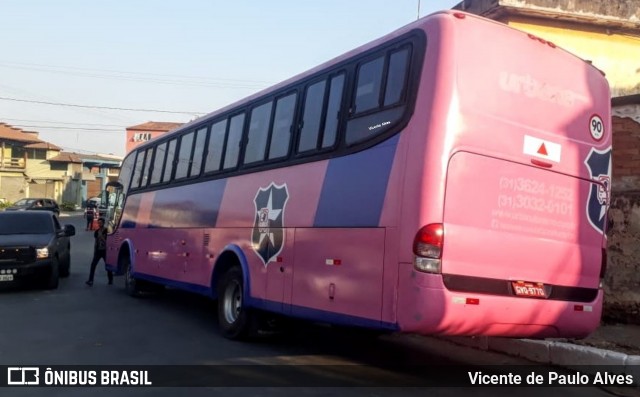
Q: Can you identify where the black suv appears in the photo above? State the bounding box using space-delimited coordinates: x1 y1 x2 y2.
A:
0 211 75 289
5 198 61 216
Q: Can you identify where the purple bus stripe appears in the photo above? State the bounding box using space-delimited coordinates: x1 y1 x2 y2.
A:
313 135 399 227
145 179 227 228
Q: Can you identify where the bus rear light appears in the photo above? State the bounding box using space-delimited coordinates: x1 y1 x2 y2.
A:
452 296 480 305
413 223 443 273
453 12 466 19
574 305 593 312
413 224 443 257
414 257 441 273
466 298 480 305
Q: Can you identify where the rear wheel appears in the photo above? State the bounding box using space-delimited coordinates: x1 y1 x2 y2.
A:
123 256 141 297
217 267 256 340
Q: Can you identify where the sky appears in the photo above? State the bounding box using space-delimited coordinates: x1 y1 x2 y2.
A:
0 0 461 157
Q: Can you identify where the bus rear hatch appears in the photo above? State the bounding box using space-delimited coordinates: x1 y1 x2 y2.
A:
441 152 606 300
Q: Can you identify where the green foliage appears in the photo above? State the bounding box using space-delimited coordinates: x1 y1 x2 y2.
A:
0 201 12 209
60 202 76 211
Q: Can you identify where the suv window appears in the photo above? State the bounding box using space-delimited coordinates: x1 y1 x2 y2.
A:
0 213 53 234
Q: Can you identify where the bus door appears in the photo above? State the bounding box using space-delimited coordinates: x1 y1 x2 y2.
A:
102 182 124 270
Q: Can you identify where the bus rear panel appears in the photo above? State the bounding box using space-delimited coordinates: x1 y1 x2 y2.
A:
397 12 609 338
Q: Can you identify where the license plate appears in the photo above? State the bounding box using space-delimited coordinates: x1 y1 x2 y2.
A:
512 281 547 298
0 274 14 282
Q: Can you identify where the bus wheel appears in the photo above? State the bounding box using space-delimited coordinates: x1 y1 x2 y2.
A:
123 256 141 297
218 267 253 339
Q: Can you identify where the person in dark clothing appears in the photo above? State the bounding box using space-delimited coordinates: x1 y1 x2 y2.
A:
85 204 95 231
85 218 113 286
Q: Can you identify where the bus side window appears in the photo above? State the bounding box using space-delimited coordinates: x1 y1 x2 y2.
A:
322 73 345 148
175 131 195 179
354 56 384 114
298 72 344 154
140 147 154 187
384 47 410 106
190 126 208 177
346 45 413 145
149 142 167 185
162 138 178 182
268 92 296 159
244 102 273 164
204 119 227 173
131 150 145 189
298 80 326 153
223 113 245 170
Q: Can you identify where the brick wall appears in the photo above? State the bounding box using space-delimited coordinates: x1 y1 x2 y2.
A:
605 114 640 324
612 116 640 192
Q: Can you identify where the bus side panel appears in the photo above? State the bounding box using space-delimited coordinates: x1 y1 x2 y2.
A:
214 162 330 306
378 127 412 324
292 228 385 322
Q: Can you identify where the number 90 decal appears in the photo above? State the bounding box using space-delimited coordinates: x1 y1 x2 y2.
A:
589 114 604 141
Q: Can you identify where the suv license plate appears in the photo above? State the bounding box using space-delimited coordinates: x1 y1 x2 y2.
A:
0 274 14 282
512 281 547 298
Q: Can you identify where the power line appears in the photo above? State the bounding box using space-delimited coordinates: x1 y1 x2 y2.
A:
10 124 123 133
0 96 203 116
0 117 127 128
0 61 274 89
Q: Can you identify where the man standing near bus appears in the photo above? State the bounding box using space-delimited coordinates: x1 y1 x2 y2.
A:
85 218 113 286
85 203 96 231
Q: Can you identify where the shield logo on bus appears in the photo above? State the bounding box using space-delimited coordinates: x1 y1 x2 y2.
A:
584 148 611 234
252 182 289 266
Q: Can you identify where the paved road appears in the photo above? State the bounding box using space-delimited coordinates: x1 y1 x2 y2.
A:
0 215 625 397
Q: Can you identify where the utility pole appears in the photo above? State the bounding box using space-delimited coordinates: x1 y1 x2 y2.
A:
417 0 421 20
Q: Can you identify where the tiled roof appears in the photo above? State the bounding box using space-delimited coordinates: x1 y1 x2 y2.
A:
78 153 123 165
24 142 62 151
48 152 83 163
0 123 42 143
126 121 183 132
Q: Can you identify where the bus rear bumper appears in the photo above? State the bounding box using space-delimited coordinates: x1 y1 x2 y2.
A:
397 269 602 339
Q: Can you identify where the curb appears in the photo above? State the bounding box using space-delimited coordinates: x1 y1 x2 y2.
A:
441 336 640 385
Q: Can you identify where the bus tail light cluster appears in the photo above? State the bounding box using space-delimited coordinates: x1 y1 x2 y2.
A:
413 223 443 273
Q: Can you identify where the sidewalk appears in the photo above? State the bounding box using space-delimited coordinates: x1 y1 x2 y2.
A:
441 323 640 383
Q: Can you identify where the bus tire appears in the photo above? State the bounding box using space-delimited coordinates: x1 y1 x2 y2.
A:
217 267 254 340
123 256 142 297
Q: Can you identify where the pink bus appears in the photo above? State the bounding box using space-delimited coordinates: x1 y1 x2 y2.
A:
102 10 611 340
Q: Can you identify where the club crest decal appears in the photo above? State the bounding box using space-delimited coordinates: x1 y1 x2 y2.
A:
252 182 289 266
584 147 611 234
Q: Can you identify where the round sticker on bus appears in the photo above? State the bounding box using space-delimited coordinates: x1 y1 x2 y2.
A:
589 114 604 141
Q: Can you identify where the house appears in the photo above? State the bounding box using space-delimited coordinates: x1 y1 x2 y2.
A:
48 152 123 206
0 122 123 206
0 123 62 203
125 121 183 154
